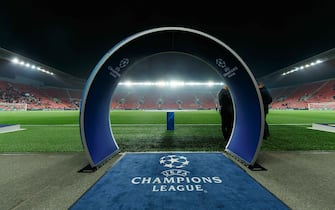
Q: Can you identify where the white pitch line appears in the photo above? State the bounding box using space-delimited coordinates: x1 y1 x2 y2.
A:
22 124 79 126
21 123 311 127
269 123 311 126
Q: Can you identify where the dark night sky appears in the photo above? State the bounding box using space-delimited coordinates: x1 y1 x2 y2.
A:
1 1 335 80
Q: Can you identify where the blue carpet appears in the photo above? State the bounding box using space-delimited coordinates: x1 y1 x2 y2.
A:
70 152 289 210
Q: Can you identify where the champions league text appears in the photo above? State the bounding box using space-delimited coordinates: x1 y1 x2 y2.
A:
131 176 223 192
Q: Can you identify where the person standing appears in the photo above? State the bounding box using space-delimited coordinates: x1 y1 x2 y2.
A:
218 85 234 141
258 82 273 139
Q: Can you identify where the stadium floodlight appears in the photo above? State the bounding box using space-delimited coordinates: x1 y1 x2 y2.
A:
143 82 153 86
207 81 214 87
118 81 224 87
124 81 132 86
11 57 55 76
11 57 19 64
282 59 323 76
156 81 167 87
170 80 185 87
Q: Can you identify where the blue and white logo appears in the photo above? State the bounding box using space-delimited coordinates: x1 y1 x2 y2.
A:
131 154 223 192
160 155 189 168
160 155 190 177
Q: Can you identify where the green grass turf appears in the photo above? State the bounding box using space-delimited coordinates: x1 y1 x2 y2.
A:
0 125 82 152
0 110 335 152
267 110 335 124
0 111 79 124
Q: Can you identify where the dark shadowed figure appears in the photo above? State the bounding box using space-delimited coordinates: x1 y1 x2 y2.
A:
218 85 234 142
258 82 273 139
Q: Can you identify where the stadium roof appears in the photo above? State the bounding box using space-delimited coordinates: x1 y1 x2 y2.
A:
259 48 335 88
0 47 85 88
2 45 335 90
1 2 335 81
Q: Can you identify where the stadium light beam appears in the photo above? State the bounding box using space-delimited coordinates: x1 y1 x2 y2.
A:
282 59 323 76
11 57 55 76
11 57 19 64
118 81 224 87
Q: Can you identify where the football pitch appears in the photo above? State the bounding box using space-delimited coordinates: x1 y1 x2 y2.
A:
0 110 335 152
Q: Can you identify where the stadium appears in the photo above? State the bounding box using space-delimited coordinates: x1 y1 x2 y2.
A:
1 4 335 208
1 42 335 209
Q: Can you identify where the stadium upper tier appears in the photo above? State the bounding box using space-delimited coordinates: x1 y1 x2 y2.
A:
270 78 335 110
258 48 335 88
1 78 335 110
0 80 222 110
1 47 335 110
0 47 86 89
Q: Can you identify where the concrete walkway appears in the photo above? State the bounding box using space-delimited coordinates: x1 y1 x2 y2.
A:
1 151 334 210
245 151 335 210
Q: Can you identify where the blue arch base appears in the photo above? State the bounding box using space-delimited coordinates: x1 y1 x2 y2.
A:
80 27 264 168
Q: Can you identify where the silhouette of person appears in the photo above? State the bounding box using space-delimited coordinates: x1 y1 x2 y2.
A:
218 85 234 141
258 82 272 139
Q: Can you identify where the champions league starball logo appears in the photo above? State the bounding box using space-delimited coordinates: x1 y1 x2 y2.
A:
216 58 238 78
160 155 189 168
160 155 190 177
130 154 223 192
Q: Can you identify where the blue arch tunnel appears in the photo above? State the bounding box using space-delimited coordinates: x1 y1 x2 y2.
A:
79 27 264 168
